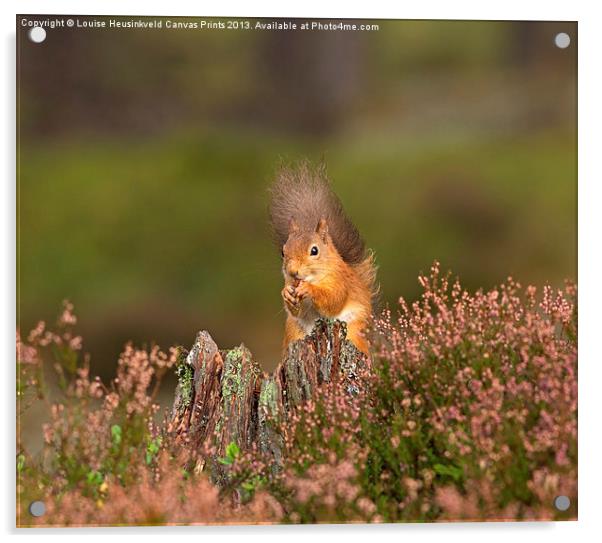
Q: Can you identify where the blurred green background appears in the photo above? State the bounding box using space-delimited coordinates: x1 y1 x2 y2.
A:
17 17 577 374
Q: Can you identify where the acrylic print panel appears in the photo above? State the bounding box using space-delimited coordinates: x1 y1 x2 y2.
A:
16 15 577 527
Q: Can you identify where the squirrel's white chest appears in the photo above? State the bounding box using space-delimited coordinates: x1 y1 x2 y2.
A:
296 300 357 334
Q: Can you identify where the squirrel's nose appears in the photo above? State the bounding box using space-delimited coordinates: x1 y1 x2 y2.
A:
287 266 300 280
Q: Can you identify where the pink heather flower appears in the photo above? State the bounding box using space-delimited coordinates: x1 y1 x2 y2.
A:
16 331 38 365
58 300 77 326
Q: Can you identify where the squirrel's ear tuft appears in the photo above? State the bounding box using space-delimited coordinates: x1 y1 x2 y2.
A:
316 218 329 241
288 218 299 234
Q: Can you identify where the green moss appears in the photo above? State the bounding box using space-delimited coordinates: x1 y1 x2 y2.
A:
175 359 194 410
259 378 280 421
258 377 284 468
221 346 245 401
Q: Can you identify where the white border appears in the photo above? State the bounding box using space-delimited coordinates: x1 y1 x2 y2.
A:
3 1 601 541
0 0 589 20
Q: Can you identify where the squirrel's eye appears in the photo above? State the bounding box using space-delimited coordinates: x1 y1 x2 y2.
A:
310 245 319 256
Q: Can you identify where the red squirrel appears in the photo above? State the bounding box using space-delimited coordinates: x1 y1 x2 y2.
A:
268 162 377 354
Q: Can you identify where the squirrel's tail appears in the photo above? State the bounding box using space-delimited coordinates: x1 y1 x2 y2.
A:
268 161 367 265
356 249 380 305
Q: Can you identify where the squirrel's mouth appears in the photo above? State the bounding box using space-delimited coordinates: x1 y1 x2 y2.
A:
285 269 312 283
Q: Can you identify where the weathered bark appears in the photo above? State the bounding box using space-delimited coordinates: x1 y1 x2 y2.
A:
170 319 368 472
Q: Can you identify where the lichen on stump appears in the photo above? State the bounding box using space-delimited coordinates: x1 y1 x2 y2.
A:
170 319 368 472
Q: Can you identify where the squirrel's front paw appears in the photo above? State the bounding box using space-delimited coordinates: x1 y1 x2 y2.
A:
295 281 311 300
282 285 301 316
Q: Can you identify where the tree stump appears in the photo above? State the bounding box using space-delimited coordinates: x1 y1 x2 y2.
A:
170 319 368 473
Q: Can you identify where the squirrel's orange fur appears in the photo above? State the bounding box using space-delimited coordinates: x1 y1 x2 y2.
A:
269 163 377 355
